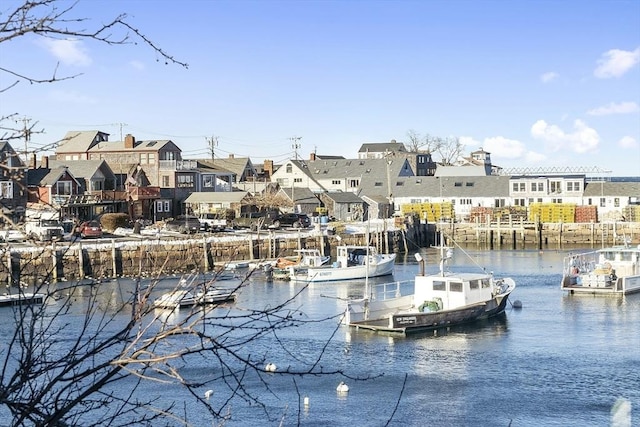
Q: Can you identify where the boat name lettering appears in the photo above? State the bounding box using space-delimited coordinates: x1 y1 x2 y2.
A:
396 316 416 325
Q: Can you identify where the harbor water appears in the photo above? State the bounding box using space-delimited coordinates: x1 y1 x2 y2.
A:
2 247 639 426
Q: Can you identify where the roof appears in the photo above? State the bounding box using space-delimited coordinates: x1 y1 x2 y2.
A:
358 141 407 154
279 187 321 204
301 158 414 182
360 175 511 199
27 166 81 187
322 191 364 203
89 138 178 153
583 181 640 197
48 159 114 180
56 131 109 153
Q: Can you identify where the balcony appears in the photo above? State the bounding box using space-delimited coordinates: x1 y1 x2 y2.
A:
89 190 128 202
128 186 161 201
159 160 198 171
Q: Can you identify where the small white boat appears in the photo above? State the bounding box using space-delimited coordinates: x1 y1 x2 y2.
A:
0 292 45 307
561 240 640 295
344 233 515 334
271 249 331 281
289 245 396 283
195 287 237 304
153 289 199 309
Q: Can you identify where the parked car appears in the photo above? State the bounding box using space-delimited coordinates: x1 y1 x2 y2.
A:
164 216 201 234
0 229 27 243
272 213 311 229
232 211 282 231
79 220 103 238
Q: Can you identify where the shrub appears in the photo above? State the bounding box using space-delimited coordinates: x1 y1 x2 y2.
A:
100 213 129 232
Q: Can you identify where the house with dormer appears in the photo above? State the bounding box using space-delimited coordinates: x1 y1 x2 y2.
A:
27 157 120 220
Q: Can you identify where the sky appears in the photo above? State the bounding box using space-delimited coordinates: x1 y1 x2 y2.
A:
1 0 639 177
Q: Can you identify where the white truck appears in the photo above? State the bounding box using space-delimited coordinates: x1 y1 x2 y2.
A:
197 211 230 232
24 208 64 241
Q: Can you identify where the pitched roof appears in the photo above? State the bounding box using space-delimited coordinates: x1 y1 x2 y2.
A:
357 141 407 154
322 191 364 203
56 130 110 153
89 138 178 152
48 159 114 180
583 181 640 197
279 187 320 204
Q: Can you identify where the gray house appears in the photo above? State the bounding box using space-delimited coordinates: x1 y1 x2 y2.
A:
319 192 367 221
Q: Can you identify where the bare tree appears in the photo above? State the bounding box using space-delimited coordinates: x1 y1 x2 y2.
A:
405 130 443 154
0 0 188 93
434 135 464 165
0 248 366 425
0 2 377 425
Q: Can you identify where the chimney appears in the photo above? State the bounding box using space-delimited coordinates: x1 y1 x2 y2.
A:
310 152 316 161
41 155 49 169
263 160 274 179
124 134 135 149
228 153 235 159
30 153 37 169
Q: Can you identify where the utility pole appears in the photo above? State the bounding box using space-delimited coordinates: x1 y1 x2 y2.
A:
289 136 302 160
206 135 218 162
113 123 128 141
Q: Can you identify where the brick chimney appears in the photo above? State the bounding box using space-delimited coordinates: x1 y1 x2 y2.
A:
310 152 316 161
263 160 274 179
124 134 135 149
41 155 49 169
30 153 37 169
228 153 235 159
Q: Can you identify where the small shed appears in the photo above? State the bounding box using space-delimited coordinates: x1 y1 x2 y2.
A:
319 192 366 221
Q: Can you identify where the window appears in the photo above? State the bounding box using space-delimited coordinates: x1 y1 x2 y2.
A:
469 280 480 290
164 201 170 213
600 198 606 207
567 181 581 192
466 182 474 187
514 198 525 206
614 198 620 207
512 183 519 192
57 181 72 195
450 282 463 292
148 153 156 164
374 182 382 186
552 198 562 203
286 164 292 173
203 175 214 187
0 181 13 198
519 183 525 191
550 181 561 193
494 198 505 207
156 201 164 212
349 179 359 188
433 281 446 291
332 180 341 185
294 178 302 183
454 182 462 187
140 153 147 164
177 175 194 187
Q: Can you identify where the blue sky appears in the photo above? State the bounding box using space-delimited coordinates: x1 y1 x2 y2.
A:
1 0 639 176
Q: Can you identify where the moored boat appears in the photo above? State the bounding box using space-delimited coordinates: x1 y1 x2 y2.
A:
153 289 199 309
289 245 396 283
271 249 331 281
344 235 516 334
0 292 46 307
561 240 640 295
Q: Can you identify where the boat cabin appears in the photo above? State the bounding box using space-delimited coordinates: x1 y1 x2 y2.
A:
336 246 378 268
413 272 496 311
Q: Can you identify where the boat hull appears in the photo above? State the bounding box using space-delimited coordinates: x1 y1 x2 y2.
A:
290 255 396 283
0 293 45 307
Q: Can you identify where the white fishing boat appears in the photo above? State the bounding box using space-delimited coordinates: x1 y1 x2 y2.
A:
288 245 396 283
195 286 237 304
0 292 46 307
344 233 516 334
561 239 640 295
271 249 331 281
153 289 199 309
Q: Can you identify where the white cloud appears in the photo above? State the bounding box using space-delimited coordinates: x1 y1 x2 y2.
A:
618 136 638 149
49 89 98 104
483 136 526 159
540 72 558 83
531 119 600 154
40 38 92 67
587 101 639 116
594 47 640 79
